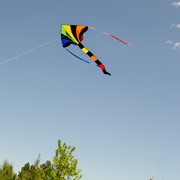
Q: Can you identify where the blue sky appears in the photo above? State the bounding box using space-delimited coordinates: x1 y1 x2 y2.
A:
0 0 179 180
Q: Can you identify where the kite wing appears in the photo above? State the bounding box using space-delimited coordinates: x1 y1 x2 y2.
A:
61 25 88 47
61 24 111 76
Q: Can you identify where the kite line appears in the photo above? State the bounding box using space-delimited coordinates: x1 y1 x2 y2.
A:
0 37 60 66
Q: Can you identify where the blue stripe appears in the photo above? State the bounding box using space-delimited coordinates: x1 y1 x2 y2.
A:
65 48 98 67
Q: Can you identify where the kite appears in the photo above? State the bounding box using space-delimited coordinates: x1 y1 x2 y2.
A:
61 24 129 76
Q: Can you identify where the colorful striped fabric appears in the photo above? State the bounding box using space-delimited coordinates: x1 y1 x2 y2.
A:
61 24 111 76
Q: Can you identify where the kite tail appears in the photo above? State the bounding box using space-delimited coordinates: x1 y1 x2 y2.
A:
65 48 93 65
78 43 111 76
88 26 130 46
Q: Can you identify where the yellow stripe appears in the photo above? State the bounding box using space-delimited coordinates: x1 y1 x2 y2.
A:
63 25 79 44
82 47 89 53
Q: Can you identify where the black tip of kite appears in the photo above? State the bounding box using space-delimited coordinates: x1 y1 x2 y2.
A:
103 69 111 76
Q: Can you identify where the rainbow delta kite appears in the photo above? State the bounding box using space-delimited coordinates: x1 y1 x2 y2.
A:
61 24 129 76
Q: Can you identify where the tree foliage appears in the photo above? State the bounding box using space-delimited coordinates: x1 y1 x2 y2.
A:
17 155 42 180
0 160 16 180
53 140 82 180
0 140 82 180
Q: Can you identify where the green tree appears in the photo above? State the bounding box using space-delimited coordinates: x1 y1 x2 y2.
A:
0 160 16 180
53 140 82 180
40 160 56 180
17 155 43 180
0 140 82 180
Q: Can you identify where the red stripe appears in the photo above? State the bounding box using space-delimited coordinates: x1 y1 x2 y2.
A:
99 64 105 70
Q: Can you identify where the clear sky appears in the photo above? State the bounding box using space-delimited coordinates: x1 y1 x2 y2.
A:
0 0 180 180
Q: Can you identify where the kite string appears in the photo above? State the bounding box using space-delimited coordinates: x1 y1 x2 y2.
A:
88 26 130 46
0 37 60 66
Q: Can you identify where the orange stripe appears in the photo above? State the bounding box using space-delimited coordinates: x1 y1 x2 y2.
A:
91 55 97 61
76 26 86 42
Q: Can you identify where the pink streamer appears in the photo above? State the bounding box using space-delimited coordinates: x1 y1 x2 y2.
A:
88 26 130 46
